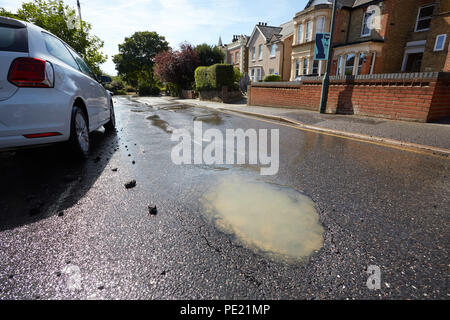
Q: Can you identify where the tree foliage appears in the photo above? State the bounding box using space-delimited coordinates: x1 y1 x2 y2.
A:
112 31 169 87
1 0 107 75
195 43 224 67
154 43 199 90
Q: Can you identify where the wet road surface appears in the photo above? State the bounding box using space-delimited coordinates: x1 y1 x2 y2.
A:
0 96 448 299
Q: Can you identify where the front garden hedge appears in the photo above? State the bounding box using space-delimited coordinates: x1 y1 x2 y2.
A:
195 64 235 91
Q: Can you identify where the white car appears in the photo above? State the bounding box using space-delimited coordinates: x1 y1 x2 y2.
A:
0 16 115 157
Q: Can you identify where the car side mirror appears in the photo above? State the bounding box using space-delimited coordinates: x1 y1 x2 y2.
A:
100 75 112 84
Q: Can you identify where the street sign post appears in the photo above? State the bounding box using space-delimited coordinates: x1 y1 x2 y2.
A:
314 33 331 61
319 0 337 114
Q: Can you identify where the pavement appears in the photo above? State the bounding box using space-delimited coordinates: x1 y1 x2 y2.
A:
0 96 448 300
141 96 450 153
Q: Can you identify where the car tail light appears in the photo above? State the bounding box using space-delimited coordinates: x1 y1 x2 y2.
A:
24 132 62 139
8 57 54 88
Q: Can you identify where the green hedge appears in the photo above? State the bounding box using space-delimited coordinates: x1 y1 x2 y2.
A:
263 74 282 82
195 67 210 90
195 64 235 91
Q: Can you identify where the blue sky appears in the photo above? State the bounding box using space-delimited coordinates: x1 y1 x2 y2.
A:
2 0 309 74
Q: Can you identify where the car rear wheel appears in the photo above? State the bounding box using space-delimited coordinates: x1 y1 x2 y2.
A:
69 106 90 158
104 101 116 131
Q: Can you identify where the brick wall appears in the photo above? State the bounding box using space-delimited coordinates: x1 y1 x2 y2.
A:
248 73 450 122
445 45 450 72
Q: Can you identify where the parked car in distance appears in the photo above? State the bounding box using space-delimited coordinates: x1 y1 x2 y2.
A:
0 16 115 157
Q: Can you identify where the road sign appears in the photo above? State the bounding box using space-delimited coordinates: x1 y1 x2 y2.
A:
314 33 331 61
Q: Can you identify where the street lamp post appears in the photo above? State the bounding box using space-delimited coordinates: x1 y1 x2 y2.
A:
319 0 338 114
77 0 83 32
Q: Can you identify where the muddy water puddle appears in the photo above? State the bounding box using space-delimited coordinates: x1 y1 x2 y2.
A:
201 175 324 263
193 113 223 125
146 115 174 133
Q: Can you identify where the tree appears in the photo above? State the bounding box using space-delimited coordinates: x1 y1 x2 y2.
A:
113 31 169 87
155 43 199 92
195 43 225 67
1 0 107 75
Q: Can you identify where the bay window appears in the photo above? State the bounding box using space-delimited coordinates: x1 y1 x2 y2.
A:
297 24 303 44
345 54 355 75
316 17 325 34
305 21 312 42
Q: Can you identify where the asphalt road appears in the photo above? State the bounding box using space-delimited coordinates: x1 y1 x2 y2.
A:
0 96 448 300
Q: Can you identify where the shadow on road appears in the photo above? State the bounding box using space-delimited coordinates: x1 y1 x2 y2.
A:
0 129 118 231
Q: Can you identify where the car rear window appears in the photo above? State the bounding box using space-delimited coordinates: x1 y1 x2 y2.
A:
0 24 28 53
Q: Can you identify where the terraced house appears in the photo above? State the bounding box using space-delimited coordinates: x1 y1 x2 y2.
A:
222 35 250 74
290 0 334 80
330 0 450 76
247 21 294 82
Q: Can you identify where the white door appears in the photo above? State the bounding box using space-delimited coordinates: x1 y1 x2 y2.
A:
42 32 99 127
256 68 261 82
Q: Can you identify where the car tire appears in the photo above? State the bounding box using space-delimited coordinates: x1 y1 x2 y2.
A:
104 100 116 131
69 106 90 158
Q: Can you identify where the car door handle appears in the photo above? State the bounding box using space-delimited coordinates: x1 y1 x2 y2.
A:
90 82 96 87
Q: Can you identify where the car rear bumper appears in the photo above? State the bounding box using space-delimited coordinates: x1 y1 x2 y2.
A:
0 88 72 149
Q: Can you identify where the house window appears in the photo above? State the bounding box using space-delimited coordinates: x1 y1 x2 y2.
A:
345 54 355 75
434 34 447 51
370 52 376 74
305 21 313 42
235 52 239 64
415 5 434 32
404 53 423 72
337 55 343 76
357 52 366 75
316 17 325 34
252 47 256 61
295 59 300 78
256 68 262 81
361 10 375 37
303 58 308 75
258 44 263 60
312 60 319 75
270 44 277 57
297 24 303 44
251 69 255 82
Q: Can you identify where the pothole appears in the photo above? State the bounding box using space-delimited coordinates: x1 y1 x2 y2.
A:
201 174 324 263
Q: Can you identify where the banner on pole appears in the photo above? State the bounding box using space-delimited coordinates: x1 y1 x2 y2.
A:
314 33 331 61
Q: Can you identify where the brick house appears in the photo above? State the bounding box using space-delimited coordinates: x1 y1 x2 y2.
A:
330 0 450 76
291 0 334 80
247 21 294 82
222 35 250 74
